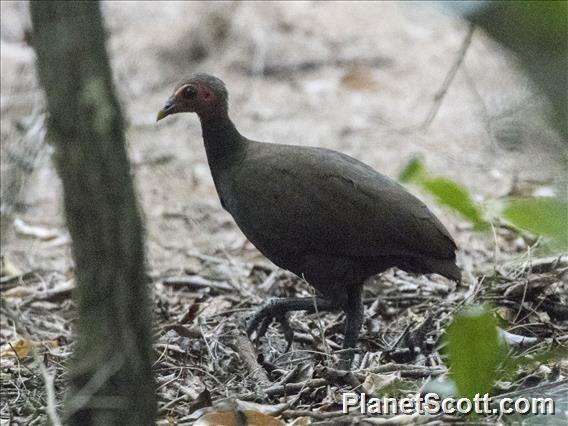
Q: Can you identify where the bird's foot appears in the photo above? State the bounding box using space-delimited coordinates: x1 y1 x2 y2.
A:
246 306 295 351
247 296 341 352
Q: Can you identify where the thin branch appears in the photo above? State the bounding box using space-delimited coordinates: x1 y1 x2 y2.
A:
264 378 329 398
233 331 271 389
38 363 62 426
310 290 332 364
62 353 126 421
420 24 475 131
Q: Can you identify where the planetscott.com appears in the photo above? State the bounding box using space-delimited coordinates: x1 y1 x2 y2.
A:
342 392 555 416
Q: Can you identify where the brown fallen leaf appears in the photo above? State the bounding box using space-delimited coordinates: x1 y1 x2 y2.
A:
194 410 284 426
340 67 380 91
188 400 288 423
0 338 59 359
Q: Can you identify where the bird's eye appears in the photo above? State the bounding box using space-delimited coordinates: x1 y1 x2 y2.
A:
183 86 196 98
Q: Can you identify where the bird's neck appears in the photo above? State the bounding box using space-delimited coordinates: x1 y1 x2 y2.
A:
199 111 246 172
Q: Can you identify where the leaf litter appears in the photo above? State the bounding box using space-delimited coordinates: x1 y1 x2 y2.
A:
1 2 567 425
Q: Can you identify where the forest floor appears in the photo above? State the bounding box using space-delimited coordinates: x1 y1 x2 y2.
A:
1 2 567 425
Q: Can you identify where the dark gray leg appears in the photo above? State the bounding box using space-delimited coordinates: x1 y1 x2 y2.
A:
339 285 364 369
247 297 342 350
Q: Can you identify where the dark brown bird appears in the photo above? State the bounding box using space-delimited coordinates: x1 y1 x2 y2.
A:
157 74 460 367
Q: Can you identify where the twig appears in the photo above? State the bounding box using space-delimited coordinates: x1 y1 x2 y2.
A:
286 330 342 351
258 270 281 293
63 352 126 421
233 332 271 389
157 394 189 416
357 362 447 378
513 246 532 323
200 322 221 372
398 368 446 378
264 378 329 398
0 271 36 287
320 367 362 390
20 279 75 307
281 409 347 420
308 283 332 364
389 322 413 350
162 275 234 293
420 24 475 131
38 363 61 426
274 363 303 387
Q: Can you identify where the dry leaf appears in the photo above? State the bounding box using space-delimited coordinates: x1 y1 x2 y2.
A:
362 371 401 394
1 256 22 277
0 339 31 359
340 67 380 91
194 410 284 426
14 218 61 241
495 306 516 323
3 286 36 299
200 297 232 318
233 400 288 416
288 417 312 426
0 338 59 359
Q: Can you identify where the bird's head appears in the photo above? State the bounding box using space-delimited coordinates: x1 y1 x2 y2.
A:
157 73 228 122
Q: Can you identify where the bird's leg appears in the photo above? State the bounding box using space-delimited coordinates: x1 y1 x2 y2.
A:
339 285 364 369
247 297 341 350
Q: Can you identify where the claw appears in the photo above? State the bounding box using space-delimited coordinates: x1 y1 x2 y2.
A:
246 305 295 350
246 310 264 339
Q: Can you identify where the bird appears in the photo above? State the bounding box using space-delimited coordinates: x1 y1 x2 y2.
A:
157 73 460 367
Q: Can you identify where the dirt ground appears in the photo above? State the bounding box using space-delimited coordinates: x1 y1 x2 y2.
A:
1 2 567 425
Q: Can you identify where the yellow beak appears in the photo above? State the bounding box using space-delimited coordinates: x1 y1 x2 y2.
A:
156 108 168 122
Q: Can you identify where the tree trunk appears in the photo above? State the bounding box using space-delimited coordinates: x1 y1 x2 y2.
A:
29 2 156 424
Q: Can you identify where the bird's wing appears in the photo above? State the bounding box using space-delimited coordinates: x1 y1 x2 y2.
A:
226 143 456 260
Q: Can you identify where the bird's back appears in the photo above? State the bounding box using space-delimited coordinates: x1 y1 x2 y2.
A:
216 141 460 283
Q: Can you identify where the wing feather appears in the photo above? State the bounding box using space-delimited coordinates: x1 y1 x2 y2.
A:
225 143 457 261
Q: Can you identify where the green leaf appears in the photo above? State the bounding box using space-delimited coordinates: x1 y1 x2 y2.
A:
399 158 487 229
444 305 507 399
422 177 487 229
501 198 568 249
399 157 426 183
